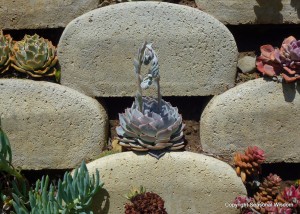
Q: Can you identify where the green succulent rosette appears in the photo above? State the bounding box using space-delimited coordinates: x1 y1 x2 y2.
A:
10 34 58 78
0 30 12 74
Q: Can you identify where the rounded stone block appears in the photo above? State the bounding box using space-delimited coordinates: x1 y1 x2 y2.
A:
200 78 300 163
87 151 246 214
58 2 237 97
0 0 99 29
196 0 300 24
0 79 108 170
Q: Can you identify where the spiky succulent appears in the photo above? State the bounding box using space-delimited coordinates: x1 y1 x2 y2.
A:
256 36 300 83
234 146 265 183
0 31 12 73
117 42 185 159
10 34 58 78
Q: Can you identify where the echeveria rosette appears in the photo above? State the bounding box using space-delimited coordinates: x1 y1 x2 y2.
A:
256 36 300 83
117 96 185 159
10 34 58 78
0 30 12 74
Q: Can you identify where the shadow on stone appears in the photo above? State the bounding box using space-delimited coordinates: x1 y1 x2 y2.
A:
291 0 300 19
282 81 296 102
92 188 110 214
254 0 283 23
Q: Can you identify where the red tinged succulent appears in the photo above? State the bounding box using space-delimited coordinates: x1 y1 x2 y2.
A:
256 36 300 83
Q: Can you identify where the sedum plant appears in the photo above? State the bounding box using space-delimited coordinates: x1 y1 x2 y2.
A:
10 34 58 78
234 146 265 183
12 161 103 214
124 187 167 214
0 30 12 74
256 36 300 83
116 42 185 159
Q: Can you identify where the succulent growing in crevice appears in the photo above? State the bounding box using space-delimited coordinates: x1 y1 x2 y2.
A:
256 36 300 83
254 173 282 203
0 31 12 74
116 42 185 158
124 188 167 214
234 146 265 183
10 34 58 78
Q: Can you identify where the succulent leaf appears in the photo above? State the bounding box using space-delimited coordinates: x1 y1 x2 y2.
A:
0 30 12 73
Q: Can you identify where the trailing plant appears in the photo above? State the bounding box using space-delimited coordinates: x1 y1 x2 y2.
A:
10 34 58 78
234 146 265 183
12 161 103 214
0 30 12 74
116 42 185 159
124 187 167 214
256 36 300 83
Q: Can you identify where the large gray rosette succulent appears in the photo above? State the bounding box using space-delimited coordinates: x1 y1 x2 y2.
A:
116 42 185 158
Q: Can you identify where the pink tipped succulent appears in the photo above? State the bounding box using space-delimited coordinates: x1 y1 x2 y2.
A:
246 146 266 164
281 185 300 207
233 196 254 208
256 36 300 83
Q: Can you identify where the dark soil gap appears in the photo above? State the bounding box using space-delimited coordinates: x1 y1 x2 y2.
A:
227 24 300 52
99 96 212 121
2 28 64 46
261 163 300 181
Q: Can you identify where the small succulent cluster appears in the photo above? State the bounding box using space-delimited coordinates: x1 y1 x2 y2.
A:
0 120 102 213
233 147 300 214
0 30 59 81
117 42 185 158
254 174 282 203
234 146 266 183
256 36 300 83
12 161 103 214
124 187 167 214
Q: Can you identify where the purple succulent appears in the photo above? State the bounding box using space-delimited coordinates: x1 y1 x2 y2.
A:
256 36 300 83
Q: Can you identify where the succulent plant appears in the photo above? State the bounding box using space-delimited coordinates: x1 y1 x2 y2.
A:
0 30 12 74
234 146 265 183
254 173 282 203
125 186 146 200
256 36 300 83
124 191 167 214
233 196 256 214
276 185 300 208
10 34 58 78
12 161 103 214
116 42 185 158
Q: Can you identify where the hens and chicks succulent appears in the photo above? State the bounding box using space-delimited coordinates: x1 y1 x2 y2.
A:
117 42 185 158
0 30 58 80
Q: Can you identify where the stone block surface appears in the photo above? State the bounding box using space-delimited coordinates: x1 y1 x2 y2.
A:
58 2 237 97
87 151 246 214
0 79 108 170
200 78 300 163
0 0 99 29
196 0 300 24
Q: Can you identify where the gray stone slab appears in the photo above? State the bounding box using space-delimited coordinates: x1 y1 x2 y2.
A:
200 78 300 163
58 2 237 97
196 0 300 24
0 79 108 170
0 0 99 29
87 151 246 214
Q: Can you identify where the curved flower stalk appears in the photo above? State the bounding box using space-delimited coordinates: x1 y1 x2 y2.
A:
117 42 185 159
0 30 13 74
10 34 58 78
256 36 300 83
